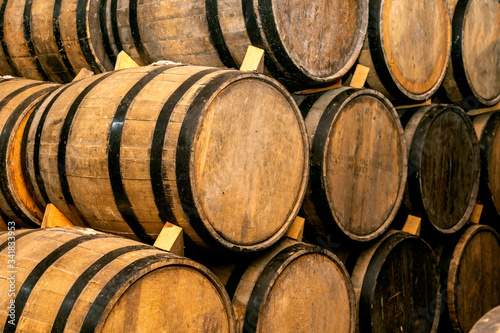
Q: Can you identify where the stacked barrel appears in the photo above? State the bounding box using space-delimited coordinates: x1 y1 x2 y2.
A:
0 0 498 332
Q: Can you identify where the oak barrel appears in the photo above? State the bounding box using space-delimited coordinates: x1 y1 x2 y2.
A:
441 0 500 107
351 231 441 333
437 225 500 333
0 227 236 332
358 0 451 101
103 0 368 90
210 238 356 333
470 306 500 333
295 87 407 242
0 0 113 82
24 65 309 253
0 78 59 227
399 104 480 233
473 111 500 219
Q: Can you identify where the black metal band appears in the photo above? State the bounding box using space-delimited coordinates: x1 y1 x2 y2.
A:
0 0 20 77
129 0 150 65
109 0 123 58
53 0 76 80
206 0 239 69
100 0 117 65
23 0 50 81
297 93 323 119
76 0 102 73
0 229 40 252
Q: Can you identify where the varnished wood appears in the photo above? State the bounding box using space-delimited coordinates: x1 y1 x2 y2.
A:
0 227 236 332
470 306 500 333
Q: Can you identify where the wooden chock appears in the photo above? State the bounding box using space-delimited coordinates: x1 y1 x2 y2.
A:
154 222 184 256
467 102 500 116
395 99 432 110
294 78 342 95
115 51 140 71
0 215 7 231
240 45 265 73
469 203 483 224
349 64 370 88
72 68 94 82
286 216 305 242
41 204 75 229
402 215 421 236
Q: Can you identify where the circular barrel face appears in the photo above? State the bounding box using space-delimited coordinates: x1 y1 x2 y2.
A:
447 225 500 333
272 0 367 81
470 306 500 333
193 78 307 248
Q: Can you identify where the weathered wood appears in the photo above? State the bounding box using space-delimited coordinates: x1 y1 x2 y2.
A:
0 0 113 82
438 225 500 333
400 104 481 233
351 230 441 333
470 306 500 333
104 0 368 90
296 87 407 242
359 0 451 101
0 78 59 227
0 227 236 332
210 238 356 333
25 65 309 253
41 203 75 229
473 112 500 219
294 79 343 95
442 0 500 107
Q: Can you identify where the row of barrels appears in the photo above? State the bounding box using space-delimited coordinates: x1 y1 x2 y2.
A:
1 222 498 332
0 67 498 252
0 0 498 105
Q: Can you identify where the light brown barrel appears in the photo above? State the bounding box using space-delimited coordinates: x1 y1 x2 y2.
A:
0 227 236 332
294 87 407 242
25 65 309 253
470 306 500 333
351 231 441 333
437 225 500 333
103 0 368 90
210 239 356 333
358 0 451 101
0 0 113 82
473 111 500 220
0 78 59 227
441 0 500 108
399 104 480 233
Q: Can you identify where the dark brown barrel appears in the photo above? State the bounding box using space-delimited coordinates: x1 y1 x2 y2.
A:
25 65 309 253
0 227 236 332
0 78 59 227
351 231 441 333
470 306 500 333
295 87 407 242
437 225 500 333
441 0 500 107
210 239 356 333
358 0 451 101
104 0 368 90
473 112 500 220
400 104 480 233
0 0 113 82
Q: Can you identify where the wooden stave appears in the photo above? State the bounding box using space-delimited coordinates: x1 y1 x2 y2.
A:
0 227 236 332
24 65 309 253
296 87 407 242
470 306 500 333
400 104 481 234
0 79 59 227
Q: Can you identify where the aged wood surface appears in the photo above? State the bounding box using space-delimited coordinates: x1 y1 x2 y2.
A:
0 227 235 332
470 305 500 333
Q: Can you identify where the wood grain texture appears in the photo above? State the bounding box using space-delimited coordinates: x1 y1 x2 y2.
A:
351 230 441 333
0 227 236 332
439 225 500 333
25 65 308 253
442 0 500 107
297 87 407 242
401 104 480 233
359 0 451 101
105 0 367 90
470 306 500 333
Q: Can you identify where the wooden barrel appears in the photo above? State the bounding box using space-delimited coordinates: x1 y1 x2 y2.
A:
437 225 500 333
103 0 368 90
0 78 59 227
473 112 500 219
24 65 309 253
441 0 500 107
0 227 236 332
295 87 407 242
351 231 441 333
470 306 500 333
399 104 480 233
210 238 356 332
0 0 113 82
358 0 451 101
